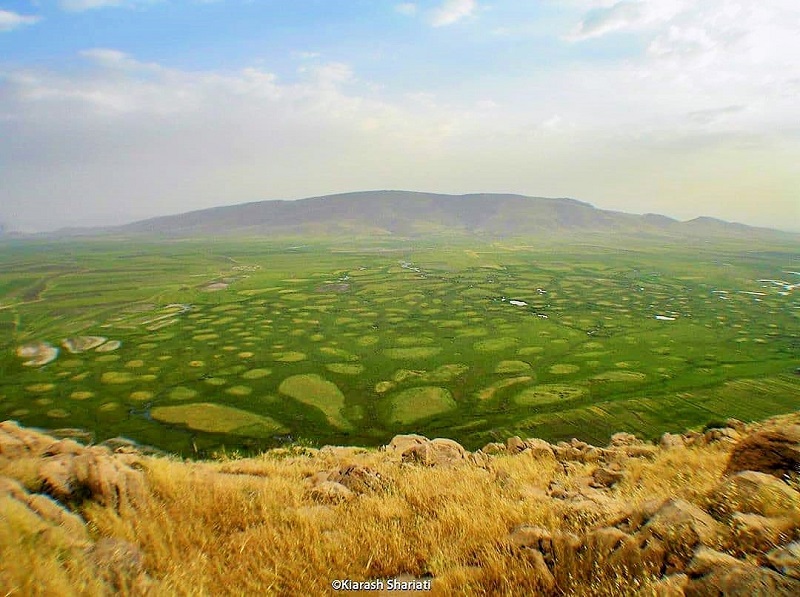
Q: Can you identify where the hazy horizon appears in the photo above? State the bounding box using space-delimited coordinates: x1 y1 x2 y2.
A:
1 1 798 233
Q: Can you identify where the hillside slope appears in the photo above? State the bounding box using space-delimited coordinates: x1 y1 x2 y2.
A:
1 414 799 595
94 191 793 240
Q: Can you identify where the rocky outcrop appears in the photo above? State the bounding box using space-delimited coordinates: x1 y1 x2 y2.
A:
725 427 800 479
384 435 469 466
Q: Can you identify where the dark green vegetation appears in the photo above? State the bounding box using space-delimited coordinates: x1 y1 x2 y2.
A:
0 237 797 455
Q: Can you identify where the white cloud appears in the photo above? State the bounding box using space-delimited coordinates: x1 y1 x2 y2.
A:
0 9 41 31
429 0 477 28
395 3 417 16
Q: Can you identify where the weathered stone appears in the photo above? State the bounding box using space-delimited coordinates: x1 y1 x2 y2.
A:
37 446 147 510
610 432 641 447
731 513 795 554
725 427 800 479
506 436 527 454
651 573 689 596
639 500 723 569
711 471 800 518
0 420 54 458
386 434 428 456
661 433 686 450
480 442 506 455
89 538 148 592
328 464 386 494
508 525 552 551
401 438 468 466
591 466 624 488
685 547 800 596
763 541 800 580
308 481 354 503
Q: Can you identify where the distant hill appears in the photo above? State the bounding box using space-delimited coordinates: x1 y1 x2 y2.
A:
59 191 797 240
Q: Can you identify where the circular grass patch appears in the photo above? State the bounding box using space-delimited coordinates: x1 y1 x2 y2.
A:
591 371 648 382
25 383 55 393
474 337 519 353
514 384 587 406
325 363 366 375
384 347 442 360
242 368 271 380
494 360 532 374
95 340 121 352
272 351 306 363
226 385 252 397
548 364 580 375
278 374 350 429
204 377 227 386
96 355 121 363
130 391 154 401
47 409 70 418
517 346 544 357
151 403 287 437
126 360 145 368
238 352 255 359
101 372 135 384
319 347 359 361
382 386 456 425
70 391 94 400
357 336 379 348
169 386 198 400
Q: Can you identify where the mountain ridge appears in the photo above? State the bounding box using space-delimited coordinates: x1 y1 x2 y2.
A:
29 191 799 240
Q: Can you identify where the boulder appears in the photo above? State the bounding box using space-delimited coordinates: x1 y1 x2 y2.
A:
1 475 88 544
480 442 506 455
308 481 354 504
638 500 723 570
38 446 147 510
650 573 689 596
0 420 54 459
661 433 686 450
88 538 151 593
591 466 624 488
725 427 800 479
506 436 527 454
610 432 641 447
386 434 428 456
763 541 800 580
731 513 795 554
685 547 800 596
710 471 800 518
327 464 386 494
400 438 468 466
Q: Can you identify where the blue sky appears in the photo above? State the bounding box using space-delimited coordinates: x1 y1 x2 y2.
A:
1 1 798 231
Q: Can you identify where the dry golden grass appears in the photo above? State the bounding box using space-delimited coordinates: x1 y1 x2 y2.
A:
2 415 798 596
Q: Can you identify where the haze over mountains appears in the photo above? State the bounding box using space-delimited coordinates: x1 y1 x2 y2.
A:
49 191 797 240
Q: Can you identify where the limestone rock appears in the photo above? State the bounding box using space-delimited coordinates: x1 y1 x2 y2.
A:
327 464 386 494
725 427 800 479
610 432 641 447
731 513 795 554
480 442 506 455
591 466 624 488
651 573 689 596
763 541 800 580
386 434 428 456
0 420 54 459
710 471 800 518
308 481 354 503
661 433 686 450
395 437 468 466
685 547 800 596
88 538 150 593
38 445 147 510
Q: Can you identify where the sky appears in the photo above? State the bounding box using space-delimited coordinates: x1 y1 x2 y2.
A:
0 1 798 232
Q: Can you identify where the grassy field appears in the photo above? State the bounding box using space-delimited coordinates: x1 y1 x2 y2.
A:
0 236 797 455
